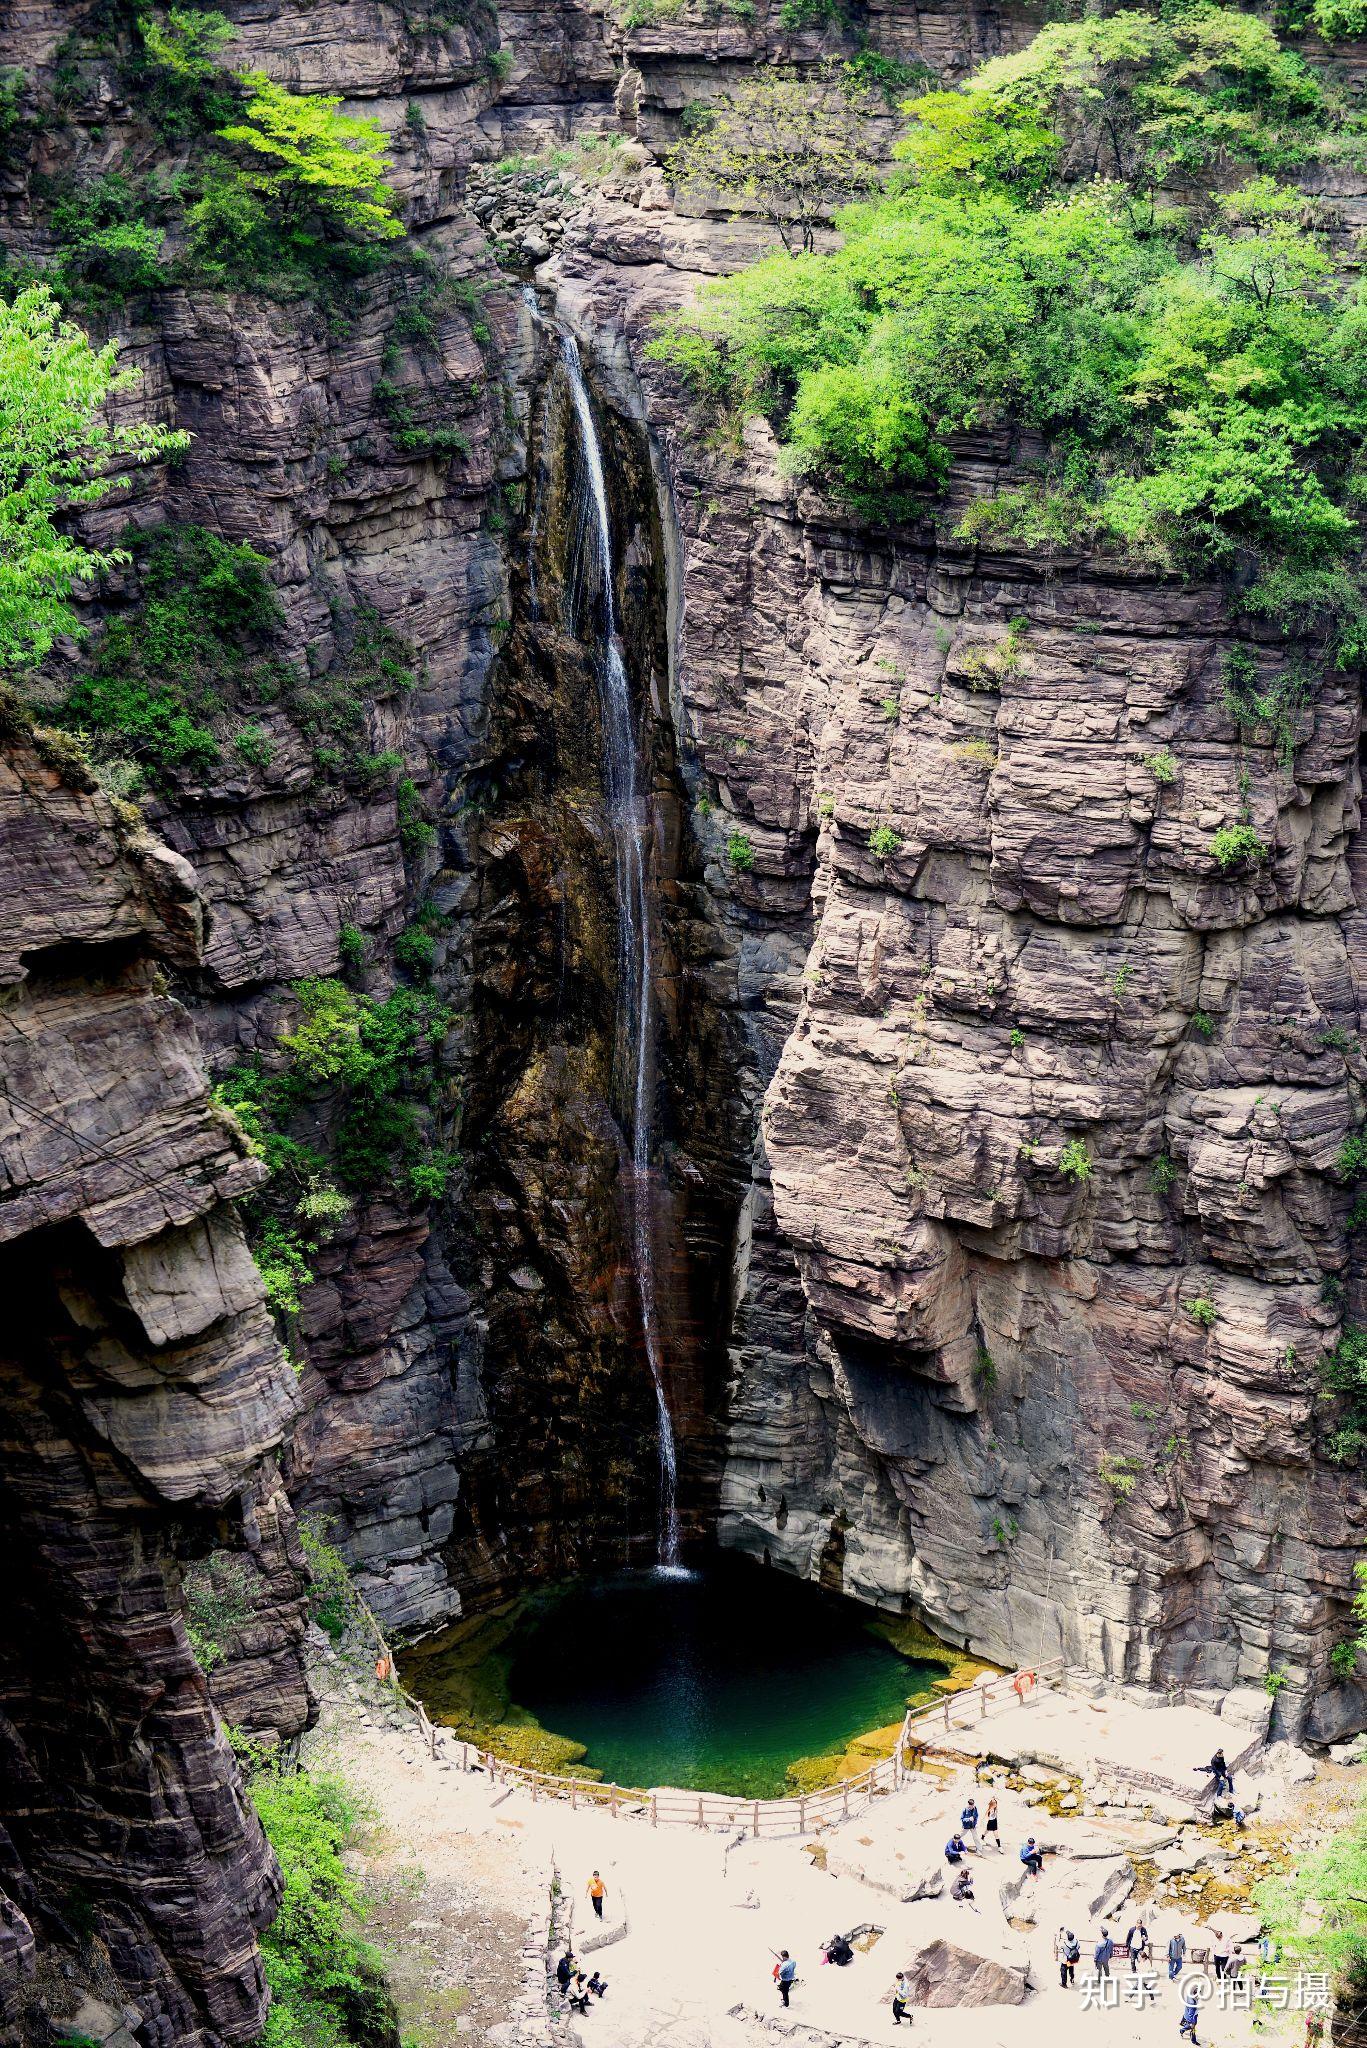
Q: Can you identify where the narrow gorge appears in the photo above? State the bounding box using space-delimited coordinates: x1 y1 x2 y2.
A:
2 0 1367 2040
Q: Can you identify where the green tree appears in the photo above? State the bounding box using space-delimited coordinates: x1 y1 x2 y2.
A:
215 74 403 246
666 65 879 255
1256 1792 1367 2003
0 285 187 671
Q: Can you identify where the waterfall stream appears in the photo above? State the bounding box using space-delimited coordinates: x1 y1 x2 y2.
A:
560 331 683 1571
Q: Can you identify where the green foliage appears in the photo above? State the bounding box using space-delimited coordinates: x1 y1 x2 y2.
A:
842 50 930 104
1264 1663 1290 1696
46 171 170 300
396 776 437 856
134 7 239 139
974 1346 998 1390
1058 1136 1092 1183
1209 821 1269 870
394 925 437 978
1256 1790 1367 2003
338 922 368 971
60 525 283 783
1320 1325 1367 1463
0 285 187 672
298 1519 356 1640
250 1766 395 2048
1331 1638 1360 1680
280 978 453 1191
255 1216 315 1317
1221 646 1314 769
1192 1008 1217 1038
184 1549 256 1672
1185 1292 1218 1328
727 829 755 870
654 12 1367 600
1310 0 1367 34
1144 748 1177 784
1151 1152 1178 1194
1009 1026 1025 1048
664 64 879 256
1100 1451 1142 1498
216 74 403 244
868 824 901 856
778 0 841 26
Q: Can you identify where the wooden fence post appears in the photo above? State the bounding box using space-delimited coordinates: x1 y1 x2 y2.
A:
651 1792 658 1828
697 1796 704 1828
753 1800 759 1838
799 1798 806 1832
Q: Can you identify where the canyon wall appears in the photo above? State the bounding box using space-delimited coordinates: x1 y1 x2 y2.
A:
4 0 1367 2030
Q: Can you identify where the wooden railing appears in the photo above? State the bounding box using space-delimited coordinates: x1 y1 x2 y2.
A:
344 1577 1067 1835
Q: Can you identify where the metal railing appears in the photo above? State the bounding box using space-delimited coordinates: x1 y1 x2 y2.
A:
343 1579 1066 1834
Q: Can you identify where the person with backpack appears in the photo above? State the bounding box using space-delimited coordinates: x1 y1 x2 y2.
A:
961 1796 979 1848
1057 1929 1081 1989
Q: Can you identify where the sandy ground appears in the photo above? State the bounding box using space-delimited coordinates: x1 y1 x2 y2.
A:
307 1646 1360 2048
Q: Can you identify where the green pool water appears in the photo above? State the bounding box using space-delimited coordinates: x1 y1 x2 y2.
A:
405 1555 954 1798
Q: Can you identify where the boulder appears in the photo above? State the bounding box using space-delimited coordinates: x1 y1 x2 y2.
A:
899 1937 1031 2007
1220 1690 1274 1739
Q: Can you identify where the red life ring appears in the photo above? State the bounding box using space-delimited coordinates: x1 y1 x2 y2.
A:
1012 1669 1037 1701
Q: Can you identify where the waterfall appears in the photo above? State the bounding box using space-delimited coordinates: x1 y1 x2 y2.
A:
560 332 683 1571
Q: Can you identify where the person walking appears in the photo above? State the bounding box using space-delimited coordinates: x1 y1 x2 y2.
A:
1180 1994 1200 2044
1094 1928 1115 1979
1213 1930 1231 1980
961 1796 980 1849
1125 1922 1149 1972
776 1951 797 2008
1058 1929 1080 1990
985 1794 1002 1850
1167 1931 1187 1981
891 1971 911 2026
586 1871 607 1920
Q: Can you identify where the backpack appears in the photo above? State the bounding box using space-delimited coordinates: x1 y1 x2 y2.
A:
1065 1940 1080 1963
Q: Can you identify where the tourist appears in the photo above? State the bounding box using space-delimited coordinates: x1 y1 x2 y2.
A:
1180 1995 1200 2044
586 1870 608 1920
1094 1928 1115 1978
1199 1748 1233 1797
892 1971 911 2026
1125 1921 1150 1970
569 1974 592 2015
556 1952 575 1993
961 1796 979 1848
776 1951 797 2008
951 1867 976 1909
827 1933 854 1967
1213 1930 1231 1979
1057 1928 1080 1990
587 1972 608 2001
1020 1836 1044 1876
1167 1931 1187 1981
985 1795 1002 1850
945 1832 968 1864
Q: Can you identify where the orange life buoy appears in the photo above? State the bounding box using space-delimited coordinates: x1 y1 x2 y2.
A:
1012 1668 1037 1700
375 1655 392 1682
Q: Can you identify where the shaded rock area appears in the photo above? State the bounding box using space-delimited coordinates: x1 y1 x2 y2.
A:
899 1936 1031 2007
0 737 310 2046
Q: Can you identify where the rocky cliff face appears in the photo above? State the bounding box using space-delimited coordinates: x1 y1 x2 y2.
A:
0 729 309 2046
4 0 1367 2030
529 0 1367 1738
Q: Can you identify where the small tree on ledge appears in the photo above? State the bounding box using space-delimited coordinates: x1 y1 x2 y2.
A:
666 65 880 255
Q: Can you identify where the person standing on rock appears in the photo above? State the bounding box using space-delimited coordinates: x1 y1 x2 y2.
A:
1094 1928 1115 1979
892 1971 911 2025
1167 1931 1187 1981
985 1795 1002 1849
961 1795 979 1849
1057 1929 1080 1989
586 1870 607 1920
1212 1931 1231 1979
776 1951 797 2008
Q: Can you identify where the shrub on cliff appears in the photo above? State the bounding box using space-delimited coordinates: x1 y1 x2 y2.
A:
651 11 1367 618
250 1766 397 2048
0 284 187 672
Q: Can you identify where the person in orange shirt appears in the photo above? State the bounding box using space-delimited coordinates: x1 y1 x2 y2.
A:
586 1870 607 1920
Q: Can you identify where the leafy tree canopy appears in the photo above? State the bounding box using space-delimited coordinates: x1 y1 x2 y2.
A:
0 283 187 671
216 74 404 244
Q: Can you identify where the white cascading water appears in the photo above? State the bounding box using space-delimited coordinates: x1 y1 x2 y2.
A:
560 332 684 1572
